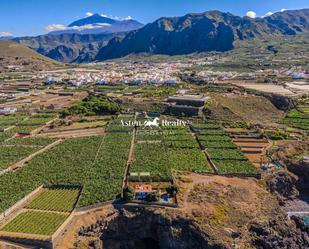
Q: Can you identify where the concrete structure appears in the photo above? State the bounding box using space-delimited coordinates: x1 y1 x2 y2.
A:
166 95 208 117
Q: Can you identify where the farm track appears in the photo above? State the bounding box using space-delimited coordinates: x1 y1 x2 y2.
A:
123 112 137 189
191 128 218 174
23 208 69 216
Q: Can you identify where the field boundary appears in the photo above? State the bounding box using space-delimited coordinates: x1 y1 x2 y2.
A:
0 185 44 225
9 139 62 171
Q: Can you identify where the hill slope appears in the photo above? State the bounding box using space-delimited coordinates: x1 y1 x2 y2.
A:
15 32 126 63
0 40 60 71
96 9 309 60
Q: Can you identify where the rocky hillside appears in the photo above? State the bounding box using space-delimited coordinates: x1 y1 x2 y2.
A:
0 40 60 71
14 32 126 63
96 9 309 60
55 175 309 249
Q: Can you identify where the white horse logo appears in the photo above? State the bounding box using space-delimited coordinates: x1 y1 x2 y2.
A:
143 118 160 129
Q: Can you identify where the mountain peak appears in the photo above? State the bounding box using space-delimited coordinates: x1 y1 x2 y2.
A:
68 14 117 27
49 14 144 35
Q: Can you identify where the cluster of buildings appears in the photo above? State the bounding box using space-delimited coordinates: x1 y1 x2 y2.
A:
40 60 199 87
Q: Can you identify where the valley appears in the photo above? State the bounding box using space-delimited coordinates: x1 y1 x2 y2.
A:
0 6 308 249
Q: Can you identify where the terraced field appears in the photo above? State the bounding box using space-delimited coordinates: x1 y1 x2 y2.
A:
0 116 133 213
0 115 27 131
1 211 68 236
282 109 309 130
0 146 39 170
192 122 258 174
131 121 213 180
26 187 81 212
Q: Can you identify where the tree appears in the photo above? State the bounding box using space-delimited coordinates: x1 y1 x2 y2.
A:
166 185 178 197
122 187 134 201
145 192 158 202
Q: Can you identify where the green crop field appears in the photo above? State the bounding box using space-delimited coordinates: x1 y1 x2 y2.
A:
165 139 199 148
4 137 55 147
1 211 68 235
0 130 15 144
0 146 39 170
282 109 309 130
26 187 80 212
131 143 172 181
131 121 214 178
0 126 133 212
168 148 213 172
0 115 27 131
194 121 258 174
212 160 257 174
12 125 42 134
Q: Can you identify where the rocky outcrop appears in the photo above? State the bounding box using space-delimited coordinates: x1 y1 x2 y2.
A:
77 207 222 249
266 170 299 203
248 213 309 249
75 205 309 249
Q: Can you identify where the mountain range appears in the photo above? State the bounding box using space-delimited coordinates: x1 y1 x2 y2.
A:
96 9 309 60
9 9 309 63
14 32 126 63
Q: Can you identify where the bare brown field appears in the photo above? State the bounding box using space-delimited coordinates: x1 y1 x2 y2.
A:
226 129 271 166
35 127 104 139
0 91 87 110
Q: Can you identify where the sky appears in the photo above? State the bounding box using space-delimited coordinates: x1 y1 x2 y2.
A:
0 0 309 37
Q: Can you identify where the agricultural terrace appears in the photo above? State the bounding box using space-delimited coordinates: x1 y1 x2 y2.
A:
0 115 27 131
13 113 57 134
0 113 57 144
131 118 213 181
192 122 258 174
282 109 309 131
1 210 68 236
26 187 81 212
0 115 133 213
0 136 55 170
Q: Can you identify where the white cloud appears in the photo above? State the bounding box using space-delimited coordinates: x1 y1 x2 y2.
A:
246 11 257 18
123 16 133 21
45 23 111 32
85 12 94 17
0 32 13 37
100 13 133 21
281 9 287 12
262 11 273 18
